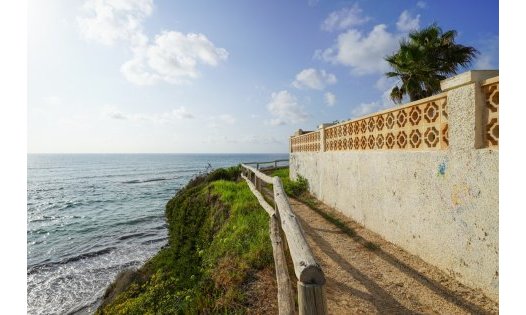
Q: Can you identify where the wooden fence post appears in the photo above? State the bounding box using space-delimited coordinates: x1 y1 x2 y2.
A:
271 215 295 315
298 282 327 315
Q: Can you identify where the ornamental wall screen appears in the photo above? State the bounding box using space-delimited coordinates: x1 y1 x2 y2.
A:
324 96 448 151
290 131 320 153
482 79 499 148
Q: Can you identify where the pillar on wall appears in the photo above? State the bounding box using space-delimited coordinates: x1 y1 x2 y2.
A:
317 123 334 152
319 125 326 152
440 70 498 151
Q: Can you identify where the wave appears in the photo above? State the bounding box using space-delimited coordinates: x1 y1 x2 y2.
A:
141 237 168 245
122 176 179 184
153 224 168 230
118 232 156 241
113 215 163 227
28 247 117 274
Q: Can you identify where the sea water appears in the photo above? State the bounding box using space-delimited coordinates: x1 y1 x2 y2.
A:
27 153 287 314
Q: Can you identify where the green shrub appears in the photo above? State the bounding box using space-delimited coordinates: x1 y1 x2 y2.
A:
271 168 308 198
284 175 308 197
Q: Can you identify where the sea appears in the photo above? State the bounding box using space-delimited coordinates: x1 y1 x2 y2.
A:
27 153 288 315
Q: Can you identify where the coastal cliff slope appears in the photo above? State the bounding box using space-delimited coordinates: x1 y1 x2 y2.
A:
96 166 277 314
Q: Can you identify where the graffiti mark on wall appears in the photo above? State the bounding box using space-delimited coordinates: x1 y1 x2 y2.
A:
438 161 447 176
451 182 482 210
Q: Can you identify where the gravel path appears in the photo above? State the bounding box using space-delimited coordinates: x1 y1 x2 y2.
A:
289 196 498 314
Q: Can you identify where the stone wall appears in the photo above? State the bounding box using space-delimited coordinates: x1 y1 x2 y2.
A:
289 71 499 300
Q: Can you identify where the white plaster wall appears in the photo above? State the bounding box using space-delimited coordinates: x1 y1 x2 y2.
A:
290 76 499 301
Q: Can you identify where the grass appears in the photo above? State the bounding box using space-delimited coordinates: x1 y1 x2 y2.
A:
271 168 379 252
97 166 273 314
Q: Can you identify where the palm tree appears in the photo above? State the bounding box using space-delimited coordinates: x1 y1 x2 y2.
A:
385 24 478 103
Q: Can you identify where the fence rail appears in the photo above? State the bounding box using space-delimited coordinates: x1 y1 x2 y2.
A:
240 160 327 315
243 159 289 170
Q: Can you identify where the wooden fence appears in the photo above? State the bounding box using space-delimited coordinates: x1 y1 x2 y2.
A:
243 159 290 170
241 160 327 315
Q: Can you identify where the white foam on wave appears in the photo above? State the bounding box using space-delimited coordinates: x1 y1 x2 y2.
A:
27 242 165 315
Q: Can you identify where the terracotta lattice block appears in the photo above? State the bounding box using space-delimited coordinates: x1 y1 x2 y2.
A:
376 115 384 131
482 81 499 147
368 135 375 149
424 127 439 148
376 134 384 149
410 129 422 148
386 133 395 149
290 131 321 152
397 131 407 148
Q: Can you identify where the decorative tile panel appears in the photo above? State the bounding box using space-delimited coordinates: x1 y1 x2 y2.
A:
290 131 320 152
323 95 448 151
482 80 499 148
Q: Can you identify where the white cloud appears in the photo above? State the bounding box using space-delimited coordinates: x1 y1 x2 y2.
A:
396 10 420 32
374 76 399 92
103 106 195 123
474 35 499 70
267 90 308 126
77 0 152 46
416 1 427 9
202 134 282 145
475 56 493 69
218 114 236 124
321 4 370 32
350 82 400 118
104 108 128 119
121 31 229 85
240 135 282 144
216 114 236 124
351 101 380 117
208 114 236 128
350 101 393 118
172 106 195 119
120 54 159 85
78 1 228 85
324 92 336 106
292 68 337 90
148 31 228 81
318 24 400 75
42 96 62 106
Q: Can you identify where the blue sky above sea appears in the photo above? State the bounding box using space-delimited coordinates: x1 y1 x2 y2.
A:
28 0 499 153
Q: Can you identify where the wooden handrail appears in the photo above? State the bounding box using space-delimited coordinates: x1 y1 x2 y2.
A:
243 159 289 170
241 164 273 184
273 176 325 285
241 173 275 216
244 159 289 164
240 161 327 315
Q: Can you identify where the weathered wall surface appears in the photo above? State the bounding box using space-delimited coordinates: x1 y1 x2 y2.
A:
290 71 499 301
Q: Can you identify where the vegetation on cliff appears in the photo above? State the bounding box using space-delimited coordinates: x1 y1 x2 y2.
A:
97 166 273 314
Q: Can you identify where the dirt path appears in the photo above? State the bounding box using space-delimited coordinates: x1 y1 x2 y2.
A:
289 196 498 314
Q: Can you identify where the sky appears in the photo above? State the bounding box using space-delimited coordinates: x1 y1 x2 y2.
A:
28 0 499 153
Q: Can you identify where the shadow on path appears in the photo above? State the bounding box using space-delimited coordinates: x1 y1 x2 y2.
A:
297 216 419 314
295 199 493 315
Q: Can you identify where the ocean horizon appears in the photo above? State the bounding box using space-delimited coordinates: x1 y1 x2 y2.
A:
27 153 288 315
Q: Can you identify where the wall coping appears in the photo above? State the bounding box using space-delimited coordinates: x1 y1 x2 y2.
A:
440 70 499 91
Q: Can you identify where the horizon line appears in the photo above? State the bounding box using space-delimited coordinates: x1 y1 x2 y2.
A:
27 152 290 155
